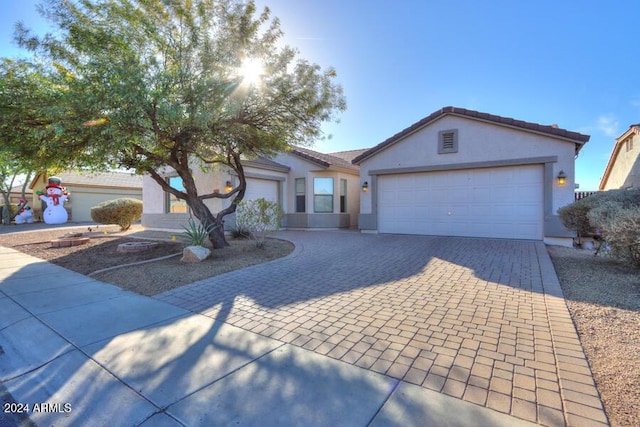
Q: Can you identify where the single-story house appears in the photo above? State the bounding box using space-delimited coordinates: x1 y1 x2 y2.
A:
599 123 640 190
141 147 365 231
352 106 590 245
30 171 143 222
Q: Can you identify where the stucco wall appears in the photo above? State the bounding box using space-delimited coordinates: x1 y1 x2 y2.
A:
358 115 579 237
273 152 361 227
602 133 640 190
143 160 288 230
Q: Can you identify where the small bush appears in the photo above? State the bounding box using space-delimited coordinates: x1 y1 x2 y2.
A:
228 224 252 239
588 202 640 266
235 198 283 248
182 218 218 246
559 189 640 239
559 189 640 266
90 198 143 231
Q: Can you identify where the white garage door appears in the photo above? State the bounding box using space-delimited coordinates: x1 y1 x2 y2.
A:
244 178 279 203
378 165 543 240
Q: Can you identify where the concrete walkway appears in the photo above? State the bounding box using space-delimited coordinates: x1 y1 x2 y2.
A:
0 231 607 426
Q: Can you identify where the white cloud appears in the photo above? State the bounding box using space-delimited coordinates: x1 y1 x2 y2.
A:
596 114 620 137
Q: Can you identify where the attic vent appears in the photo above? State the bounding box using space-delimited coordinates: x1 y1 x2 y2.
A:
438 129 458 154
442 132 455 149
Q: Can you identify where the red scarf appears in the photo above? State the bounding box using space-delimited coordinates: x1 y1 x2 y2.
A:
50 194 61 205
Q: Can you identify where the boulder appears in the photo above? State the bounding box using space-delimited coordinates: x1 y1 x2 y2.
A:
181 245 211 263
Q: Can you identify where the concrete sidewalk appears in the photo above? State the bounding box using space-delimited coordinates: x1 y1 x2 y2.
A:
0 245 536 426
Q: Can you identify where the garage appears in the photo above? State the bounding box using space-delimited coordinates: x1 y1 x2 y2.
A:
244 177 279 203
377 165 543 240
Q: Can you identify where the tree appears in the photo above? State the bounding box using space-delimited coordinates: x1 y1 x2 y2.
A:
0 59 74 224
0 152 34 225
14 0 346 248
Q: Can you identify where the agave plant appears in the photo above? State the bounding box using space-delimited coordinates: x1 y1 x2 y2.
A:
182 218 218 247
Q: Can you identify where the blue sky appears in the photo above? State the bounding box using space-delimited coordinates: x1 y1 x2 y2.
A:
3 1 639 190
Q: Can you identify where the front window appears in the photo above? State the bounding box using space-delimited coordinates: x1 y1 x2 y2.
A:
166 176 188 213
295 178 306 213
313 177 334 213
340 179 347 213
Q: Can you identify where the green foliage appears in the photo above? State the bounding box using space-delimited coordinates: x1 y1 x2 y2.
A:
235 198 283 248
182 218 218 247
558 196 599 239
228 224 252 239
8 0 346 249
559 189 640 266
0 59 87 171
588 201 640 267
90 198 143 231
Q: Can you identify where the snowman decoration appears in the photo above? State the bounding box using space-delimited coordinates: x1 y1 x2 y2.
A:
14 199 34 224
37 177 70 224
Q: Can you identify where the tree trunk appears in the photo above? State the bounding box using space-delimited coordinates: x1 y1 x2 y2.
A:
187 193 229 249
1 192 11 225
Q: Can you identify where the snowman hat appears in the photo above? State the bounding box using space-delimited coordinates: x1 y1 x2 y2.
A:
46 176 63 189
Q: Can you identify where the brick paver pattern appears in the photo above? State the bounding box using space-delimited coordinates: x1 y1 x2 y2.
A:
155 231 608 426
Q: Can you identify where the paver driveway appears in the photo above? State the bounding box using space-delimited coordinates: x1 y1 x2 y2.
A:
156 231 607 426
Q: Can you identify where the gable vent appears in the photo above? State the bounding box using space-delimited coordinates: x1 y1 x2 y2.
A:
442 132 455 150
438 129 458 154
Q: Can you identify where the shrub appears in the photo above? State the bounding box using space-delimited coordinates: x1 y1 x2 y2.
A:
90 198 143 231
588 201 640 266
558 189 640 242
182 218 218 246
559 189 640 266
235 198 283 248
228 224 252 239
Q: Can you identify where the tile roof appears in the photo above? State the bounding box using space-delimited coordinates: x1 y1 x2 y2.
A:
352 106 591 164
327 148 369 163
290 146 360 172
32 170 143 189
245 157 291 172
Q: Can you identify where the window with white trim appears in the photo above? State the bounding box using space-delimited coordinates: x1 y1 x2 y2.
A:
313 177 333 213
295 178 306 213
166 176 188 213
340 179 347 213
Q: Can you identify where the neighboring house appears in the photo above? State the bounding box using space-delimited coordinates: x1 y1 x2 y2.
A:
599 123 640 190
8 185 34 206
30 171 143 222
142 147 366 231
352 106 590 245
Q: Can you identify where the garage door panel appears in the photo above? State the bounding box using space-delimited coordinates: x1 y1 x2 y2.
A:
245 178 278 203
378 165 543 240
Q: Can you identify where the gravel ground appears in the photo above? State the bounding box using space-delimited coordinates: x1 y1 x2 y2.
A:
547 245 640 427
0 225 293 296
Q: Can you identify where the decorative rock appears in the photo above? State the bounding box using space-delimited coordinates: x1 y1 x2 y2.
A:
181 245 211 263
117 241 158 253
50 237 90 248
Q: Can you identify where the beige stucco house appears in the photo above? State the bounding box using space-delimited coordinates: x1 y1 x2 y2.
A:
599 123 640 190
30 171 142 222
142 147 365 231
352 107 590 245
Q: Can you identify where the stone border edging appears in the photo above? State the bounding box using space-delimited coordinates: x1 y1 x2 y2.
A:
88 252 182 277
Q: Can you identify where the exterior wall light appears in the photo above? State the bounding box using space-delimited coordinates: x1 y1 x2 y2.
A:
225 181 233 192
362 181 369 192
557 170 567 186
